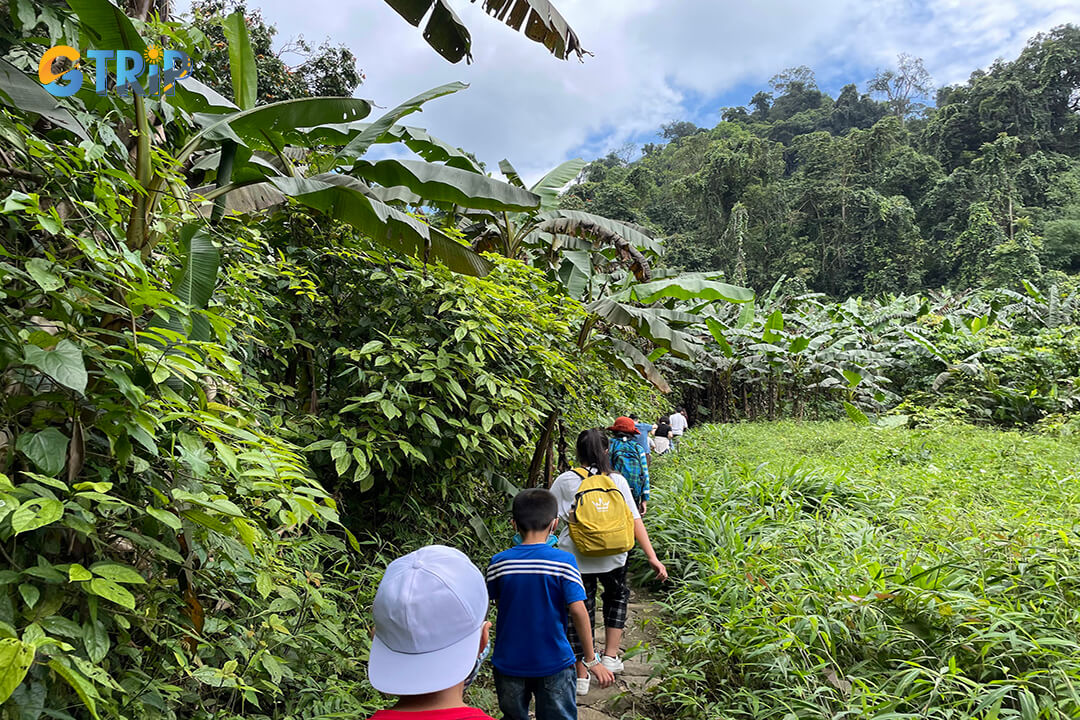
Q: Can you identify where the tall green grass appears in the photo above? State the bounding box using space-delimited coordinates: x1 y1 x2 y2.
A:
643 422 1080 719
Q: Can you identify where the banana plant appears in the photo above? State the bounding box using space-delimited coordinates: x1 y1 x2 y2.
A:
383 0 586 63
25 0 539 277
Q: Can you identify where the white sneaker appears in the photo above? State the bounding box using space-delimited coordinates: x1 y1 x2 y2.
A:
601 655 624 673
576 677 590 696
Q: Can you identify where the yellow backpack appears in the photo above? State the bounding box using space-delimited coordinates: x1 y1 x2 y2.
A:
568 468 635 557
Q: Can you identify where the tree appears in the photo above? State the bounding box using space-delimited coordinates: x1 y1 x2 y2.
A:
382 0 586 63
189 0 363 104
661 121 703 140
869 53 933 121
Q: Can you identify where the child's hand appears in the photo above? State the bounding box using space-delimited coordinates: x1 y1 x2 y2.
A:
589 662 615 688
649 557 669 581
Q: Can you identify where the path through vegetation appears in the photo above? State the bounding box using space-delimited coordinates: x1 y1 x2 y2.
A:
576 590 665 720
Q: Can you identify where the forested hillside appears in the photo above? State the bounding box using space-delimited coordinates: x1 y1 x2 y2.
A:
566 27 1080 297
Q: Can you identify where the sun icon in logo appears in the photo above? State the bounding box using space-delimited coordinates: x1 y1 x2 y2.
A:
143 45 163 64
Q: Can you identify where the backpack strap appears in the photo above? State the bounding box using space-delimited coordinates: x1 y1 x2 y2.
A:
571 467 589 480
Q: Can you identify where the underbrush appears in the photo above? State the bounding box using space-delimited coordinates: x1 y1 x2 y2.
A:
644 422 1080 719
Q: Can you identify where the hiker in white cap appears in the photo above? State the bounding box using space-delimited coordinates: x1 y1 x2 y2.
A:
366 545 496 720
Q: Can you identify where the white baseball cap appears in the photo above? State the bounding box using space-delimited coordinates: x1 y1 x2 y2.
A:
368 545 489 695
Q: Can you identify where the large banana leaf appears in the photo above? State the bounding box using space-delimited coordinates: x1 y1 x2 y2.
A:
222 10 257 110
182 97 373 160
383 125 483 171
354 158 539 212
535 210 662 255
173 77 238 115
152 224 220 342
384 0 585 63
266 174 492 276
0 60 88 140
588 298 698 359
499 159 526 188
530 158 586 210
67 0 145 54
556 249 591 300
602 337 671 393
629 274 754 304
337 82 467 161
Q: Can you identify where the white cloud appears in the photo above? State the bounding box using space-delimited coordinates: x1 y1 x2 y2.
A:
192 0 1079 181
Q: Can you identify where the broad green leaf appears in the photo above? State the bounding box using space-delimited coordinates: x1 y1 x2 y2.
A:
499 159 525 188
68 564 92 582
159 224 220 343
89 563 145 585
0 59 88 140
67 0 145 54
529 158 587 211
354 158 539 212
222 11 257 110
265 173 492 276
842 368 863 388
23 340 87 394
181 97 372 161
604 337 671 394
0 638 34 703
10 499 64 535
843 402 871 426
337 82 467 160
172 76 238 115
705 318 734 357
81 621 110 664
737 301 755 328
538 209 662 255
0 493 16 524
47 659 100 719
18 584 39 609
632 275 754 305
25 258 63 292
762 310 784 343
146 506 182 531
86 578 135 610
381 124 483 171
15 428 69 477
589 298 698 359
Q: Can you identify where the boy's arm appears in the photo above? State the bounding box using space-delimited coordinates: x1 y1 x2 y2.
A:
568 601 614 687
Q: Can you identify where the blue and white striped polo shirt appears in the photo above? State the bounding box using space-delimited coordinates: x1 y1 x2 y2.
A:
486 543 587 677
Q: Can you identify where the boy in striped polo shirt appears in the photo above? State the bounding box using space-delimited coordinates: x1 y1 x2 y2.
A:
486 489 614 720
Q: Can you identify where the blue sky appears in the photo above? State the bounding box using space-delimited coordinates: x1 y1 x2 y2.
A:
181 0 1079 181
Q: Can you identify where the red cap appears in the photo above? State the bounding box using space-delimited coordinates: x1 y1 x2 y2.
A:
608 416 640 435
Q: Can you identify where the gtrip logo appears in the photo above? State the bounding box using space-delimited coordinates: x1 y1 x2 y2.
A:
38 44 192 98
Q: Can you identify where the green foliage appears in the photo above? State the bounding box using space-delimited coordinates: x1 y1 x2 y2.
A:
675 279 1080 427
645 422 1080 719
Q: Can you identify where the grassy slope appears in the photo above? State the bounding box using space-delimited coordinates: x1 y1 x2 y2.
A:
644 422 1080 720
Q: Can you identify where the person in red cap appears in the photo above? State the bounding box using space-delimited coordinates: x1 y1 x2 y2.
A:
607 416 650 515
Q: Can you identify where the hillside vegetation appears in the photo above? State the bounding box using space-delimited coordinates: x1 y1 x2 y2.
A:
567 27 1080 297
645 423 1080 719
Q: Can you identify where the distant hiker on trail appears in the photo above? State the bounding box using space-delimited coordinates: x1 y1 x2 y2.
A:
365 545 495 720
652 416 673 455
486 489 614 720
628 413 653 467
669 406 688 449
550 429 668 697
608 416 650 514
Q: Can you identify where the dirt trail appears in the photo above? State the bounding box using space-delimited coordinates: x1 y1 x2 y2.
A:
576 590 663 720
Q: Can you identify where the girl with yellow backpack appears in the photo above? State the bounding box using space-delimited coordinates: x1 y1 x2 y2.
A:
548 429 668 697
